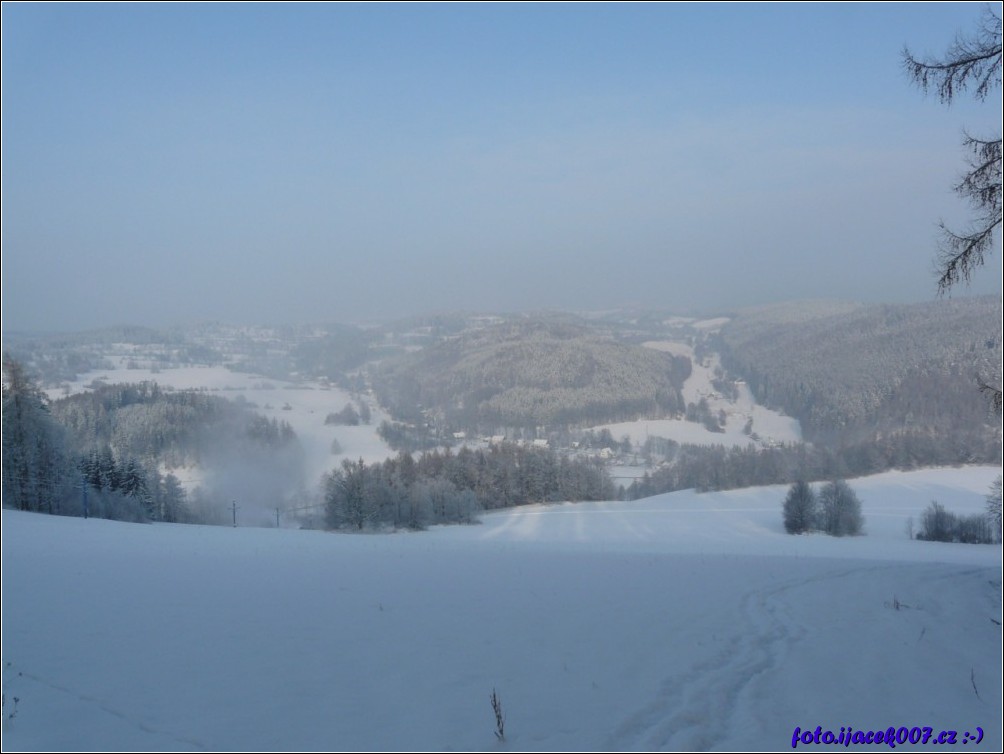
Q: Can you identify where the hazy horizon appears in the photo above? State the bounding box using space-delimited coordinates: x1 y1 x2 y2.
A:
3 3 1001 333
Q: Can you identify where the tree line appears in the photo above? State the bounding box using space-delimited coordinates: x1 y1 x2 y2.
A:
627 428 1000 499
325 443 616 531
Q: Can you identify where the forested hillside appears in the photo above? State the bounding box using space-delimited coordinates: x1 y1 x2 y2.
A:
371 318 692 433
4 375 305 524
718 297 1001 444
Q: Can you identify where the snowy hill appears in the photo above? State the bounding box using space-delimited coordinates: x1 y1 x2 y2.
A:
2 466 1001 751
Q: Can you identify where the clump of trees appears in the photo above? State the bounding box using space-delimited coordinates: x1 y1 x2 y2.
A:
324 443 615 531
76 445 188 523
324 401 370 426
377 420 442 453
781 479 863 537
916 500 997 544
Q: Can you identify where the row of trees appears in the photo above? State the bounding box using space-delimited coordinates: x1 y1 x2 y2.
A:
324 443 616 531
626 428 1000 499
324 401 371 426
783 479 864 537
916 500 997 544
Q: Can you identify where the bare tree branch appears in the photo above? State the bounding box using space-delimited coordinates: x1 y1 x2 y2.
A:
903 5 1002 104
976 374 1003 417
905 4 1002 420
904 4 1002 292
935 216 1000 293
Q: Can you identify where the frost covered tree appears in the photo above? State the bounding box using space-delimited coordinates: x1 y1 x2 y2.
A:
2 354 74 513
155 472 188 523
818 479 863 537
324 458 373 530
782 480 817 534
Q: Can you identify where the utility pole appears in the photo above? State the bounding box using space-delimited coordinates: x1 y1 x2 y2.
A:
231 500 238 528
275 507 281 528
81 476 89 520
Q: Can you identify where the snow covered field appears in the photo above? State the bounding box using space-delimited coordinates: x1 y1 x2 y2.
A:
2 467 1001 752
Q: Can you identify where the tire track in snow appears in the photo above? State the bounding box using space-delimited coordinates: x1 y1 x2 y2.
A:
606 564 892 751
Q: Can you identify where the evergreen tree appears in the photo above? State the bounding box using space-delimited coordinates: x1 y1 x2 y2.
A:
782 480 817 534
2 353 73 513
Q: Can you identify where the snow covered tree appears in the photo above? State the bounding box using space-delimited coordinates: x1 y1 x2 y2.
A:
818 479 863 537
154 472 187 523
324 458 374 530
2 353 73 513
782 480 817 534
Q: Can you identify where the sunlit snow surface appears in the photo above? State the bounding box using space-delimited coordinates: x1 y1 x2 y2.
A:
2 467 1001 751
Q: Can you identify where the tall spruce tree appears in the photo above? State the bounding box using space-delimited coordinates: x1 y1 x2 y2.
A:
2 354 73 513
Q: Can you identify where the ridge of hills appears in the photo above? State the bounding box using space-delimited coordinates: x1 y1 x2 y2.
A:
372 318 693 432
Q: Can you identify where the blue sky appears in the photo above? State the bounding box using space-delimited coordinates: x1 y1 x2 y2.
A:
2 2 1000 331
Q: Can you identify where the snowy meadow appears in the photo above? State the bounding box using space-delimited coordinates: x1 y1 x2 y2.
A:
2 466 1000 751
